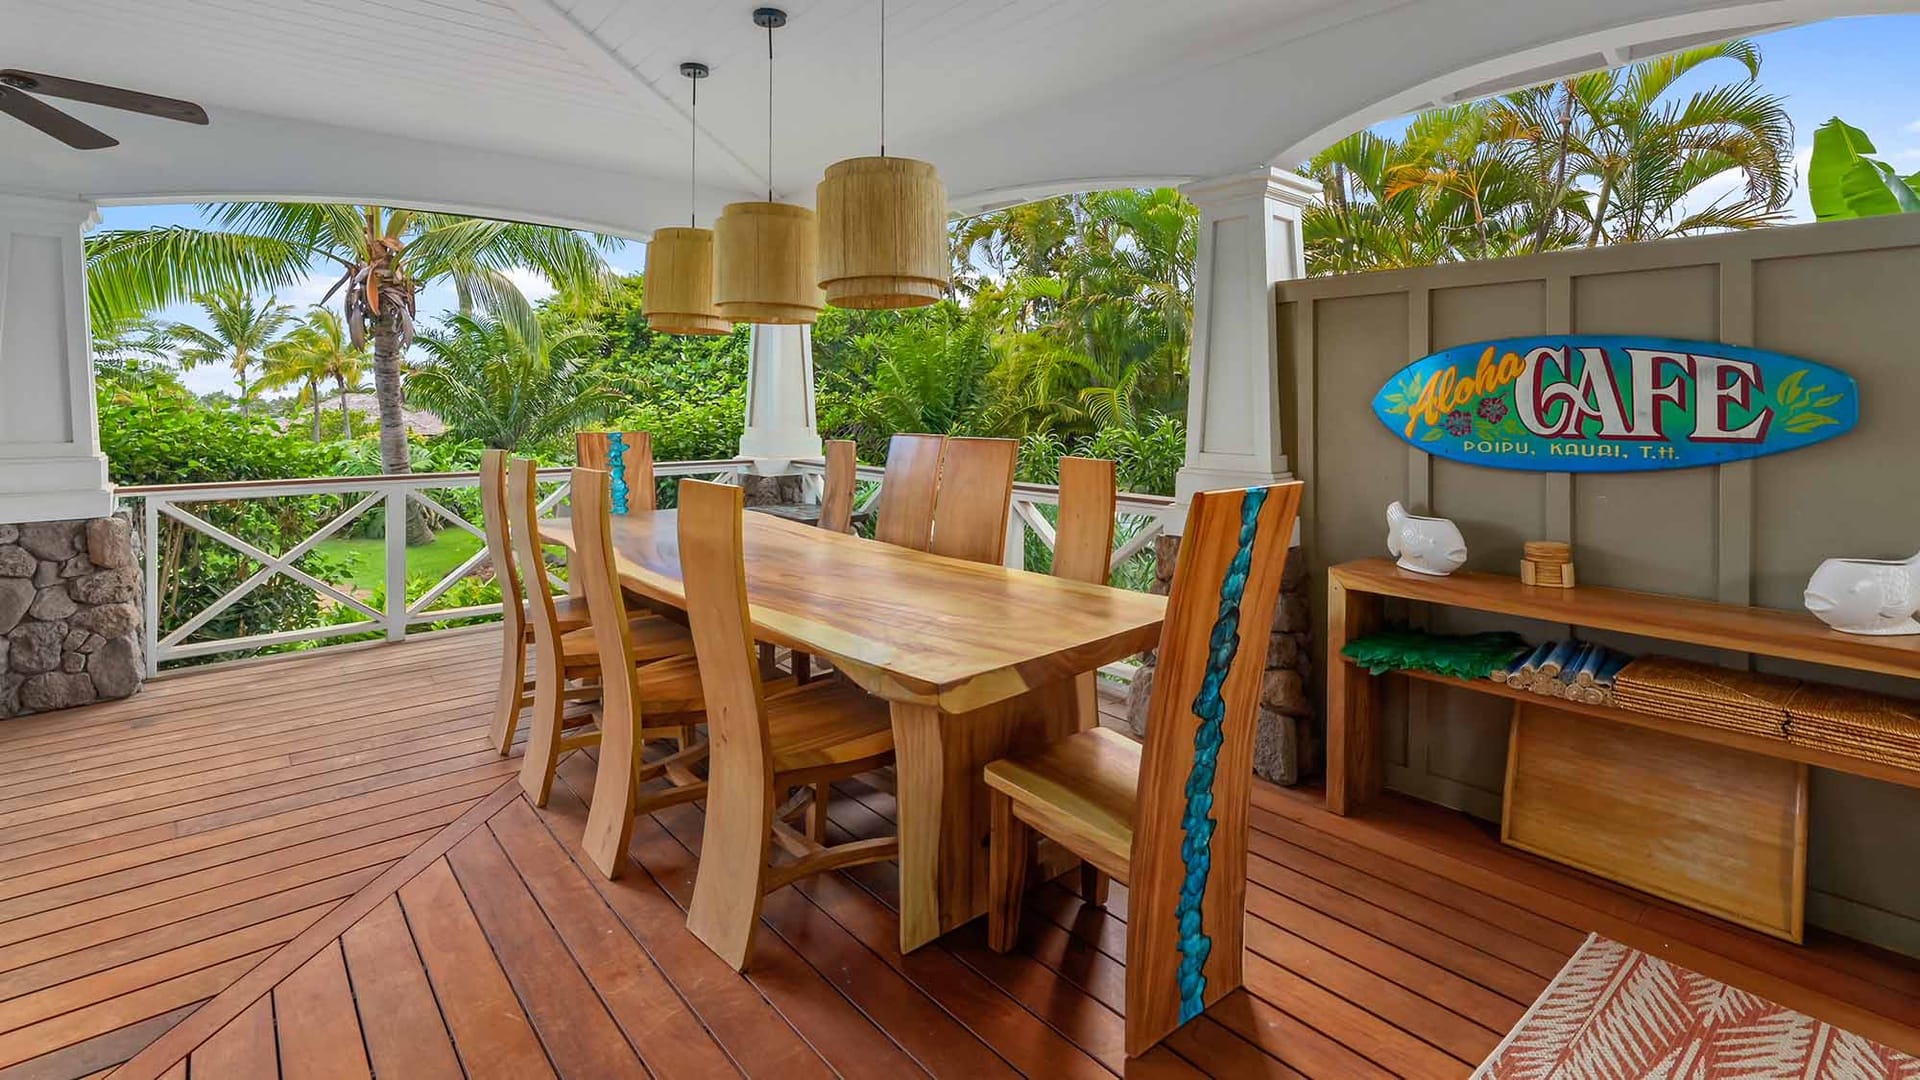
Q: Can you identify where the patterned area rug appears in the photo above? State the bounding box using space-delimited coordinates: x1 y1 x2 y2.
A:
1475 934 1920 1078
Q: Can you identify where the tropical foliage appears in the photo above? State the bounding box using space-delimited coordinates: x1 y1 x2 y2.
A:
407 312 625 451
1807 117 1920 219
1302 40 1795 273
86 203 616 493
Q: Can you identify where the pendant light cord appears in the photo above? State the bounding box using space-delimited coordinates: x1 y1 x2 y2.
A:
689 73 698 227
766 19 775 202
879 0 887 157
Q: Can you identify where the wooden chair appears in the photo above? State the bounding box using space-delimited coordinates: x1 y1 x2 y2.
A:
929 436 1019 564
1051 455 1120 903
818 439 858 535
576 430 656 514
872 433 943 550
774 438 861 685
678 479 899 970
570 467 725 878
983 481 1304 1056
481 448 590 756
505 458 703 808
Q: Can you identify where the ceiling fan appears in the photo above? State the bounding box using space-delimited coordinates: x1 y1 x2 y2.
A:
0 69 207 150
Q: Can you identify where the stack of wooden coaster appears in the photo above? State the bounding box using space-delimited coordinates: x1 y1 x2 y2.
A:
1521 541 1575 588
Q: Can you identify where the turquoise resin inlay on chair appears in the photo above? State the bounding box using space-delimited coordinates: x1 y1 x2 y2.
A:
607 431 630 514
1173 486 1266 1022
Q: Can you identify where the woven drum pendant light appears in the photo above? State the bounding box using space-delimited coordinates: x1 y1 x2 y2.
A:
643 62 729 336
713 8 824 326
816 0 949 309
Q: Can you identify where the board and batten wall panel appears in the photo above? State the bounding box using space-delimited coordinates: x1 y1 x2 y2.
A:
1279 213 1920 957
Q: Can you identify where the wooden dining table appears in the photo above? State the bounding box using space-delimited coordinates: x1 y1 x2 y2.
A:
542 509 1166 951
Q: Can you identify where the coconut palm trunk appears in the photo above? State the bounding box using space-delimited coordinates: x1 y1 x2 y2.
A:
337 376 352 437
368 289 433 544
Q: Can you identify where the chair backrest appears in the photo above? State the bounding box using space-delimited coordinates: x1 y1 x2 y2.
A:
678 479 778 910
873 433 944 550
929 436 1019 564
569 467 646 732
505 458 565 659
576 430 656 514
1052 456 1116 586
819 439 858 535
478 449 523 642
1126 481 1304 1046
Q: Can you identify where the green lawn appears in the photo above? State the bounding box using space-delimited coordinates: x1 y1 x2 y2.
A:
313 530 485 593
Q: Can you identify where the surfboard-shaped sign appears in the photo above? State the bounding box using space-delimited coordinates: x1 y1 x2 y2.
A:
1372 336 1859 472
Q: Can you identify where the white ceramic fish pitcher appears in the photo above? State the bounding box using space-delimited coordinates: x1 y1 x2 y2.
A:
1386 501 1468 577
1804 553 1920 636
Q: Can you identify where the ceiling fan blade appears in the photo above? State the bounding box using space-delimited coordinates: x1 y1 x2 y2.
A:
0 70 207 125
0 85 117 149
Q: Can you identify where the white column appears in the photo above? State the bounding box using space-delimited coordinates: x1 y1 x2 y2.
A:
0 194 111 524
1171 167 1318 530
736 322 822 470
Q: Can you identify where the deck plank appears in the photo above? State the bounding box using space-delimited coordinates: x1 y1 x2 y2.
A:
187 996 277 1080
273 943 372 1080
0 630 1911 1078
444 828 648 1080
399 859 558 1080
339 896 463 1080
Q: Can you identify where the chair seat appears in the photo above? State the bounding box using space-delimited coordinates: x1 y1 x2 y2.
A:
631 653 706 716
765 679 895 774
983 726 1139 878
559 615 695 667
521 595 591 638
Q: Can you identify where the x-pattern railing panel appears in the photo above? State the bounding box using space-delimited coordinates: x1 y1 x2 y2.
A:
123 456 1166 679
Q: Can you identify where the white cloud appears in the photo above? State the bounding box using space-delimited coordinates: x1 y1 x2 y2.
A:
1908 119 1920 134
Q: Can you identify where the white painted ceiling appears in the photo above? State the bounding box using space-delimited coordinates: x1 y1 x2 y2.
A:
0 0 1902 236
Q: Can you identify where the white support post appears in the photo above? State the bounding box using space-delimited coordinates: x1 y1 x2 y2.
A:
737 323 823 473
384 488 408 642
1170 168 1318 534
0 194 112 524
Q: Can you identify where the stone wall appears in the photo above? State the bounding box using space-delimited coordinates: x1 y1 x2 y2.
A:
1124 534 1318 785
0 514 144 717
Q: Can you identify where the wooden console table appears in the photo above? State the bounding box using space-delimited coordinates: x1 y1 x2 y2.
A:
1325 557 1920 815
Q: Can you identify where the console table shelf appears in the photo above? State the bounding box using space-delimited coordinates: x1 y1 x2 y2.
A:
1325 557 1920 815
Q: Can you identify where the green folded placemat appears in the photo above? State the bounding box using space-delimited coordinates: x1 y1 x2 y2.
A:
1342 629 1531 680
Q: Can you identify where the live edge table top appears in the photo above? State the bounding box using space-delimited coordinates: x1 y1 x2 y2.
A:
542 511 1167 713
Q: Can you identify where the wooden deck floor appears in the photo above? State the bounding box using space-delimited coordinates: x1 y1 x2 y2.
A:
0 629 1914 1079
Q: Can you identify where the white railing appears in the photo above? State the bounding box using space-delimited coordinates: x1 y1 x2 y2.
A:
119 458 748 675
121 455 1173 677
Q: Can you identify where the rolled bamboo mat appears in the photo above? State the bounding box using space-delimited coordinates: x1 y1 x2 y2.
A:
1612 656 1920 771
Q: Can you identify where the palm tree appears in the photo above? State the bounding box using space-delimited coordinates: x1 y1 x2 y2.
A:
163 289 295 415
1301 39 1793 271
1498 40 1793 246
261 309 367 441
85 204 616 490
405 312 624 452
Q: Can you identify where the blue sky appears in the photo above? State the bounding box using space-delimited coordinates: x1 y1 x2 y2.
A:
97 14 1920 397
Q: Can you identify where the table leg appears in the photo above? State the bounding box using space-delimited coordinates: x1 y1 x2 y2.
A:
889 680 1079 952
1325 579 1383 815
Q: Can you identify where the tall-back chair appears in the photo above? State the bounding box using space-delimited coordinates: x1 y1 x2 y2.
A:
678 479 898 970
929 436 1019 564
983 481 1304 1056
818 439 858 535
1055 456 1118 728
482 450 590 756
1049 456 1120 901
576 430 656 514
569 468 713 879
872 433 943 550
774 438 862 685
506 459 701 810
